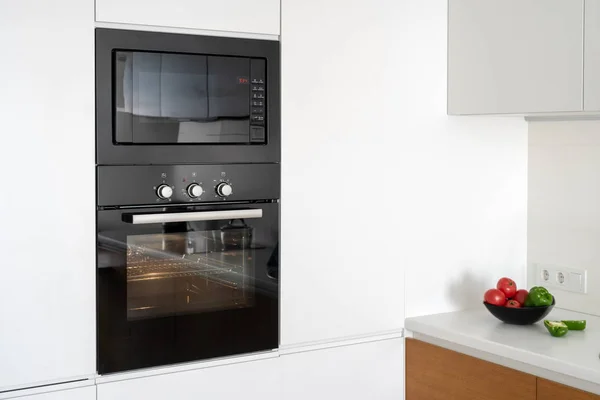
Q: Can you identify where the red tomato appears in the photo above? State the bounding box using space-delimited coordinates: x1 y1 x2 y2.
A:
484 289 506 306
513 289 528 305
496 277 517 298
505 299 522 308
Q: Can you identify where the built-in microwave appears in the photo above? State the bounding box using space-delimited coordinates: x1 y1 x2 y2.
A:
95 28 280 165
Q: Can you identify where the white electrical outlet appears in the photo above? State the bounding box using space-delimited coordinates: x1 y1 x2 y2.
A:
542 269 550 281
534 263 587 294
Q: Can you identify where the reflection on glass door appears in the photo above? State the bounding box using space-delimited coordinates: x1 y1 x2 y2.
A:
114 51 252 144
125 228 255 320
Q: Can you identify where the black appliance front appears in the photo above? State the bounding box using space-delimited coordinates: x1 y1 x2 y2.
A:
96 28 280 165
96 164 279 374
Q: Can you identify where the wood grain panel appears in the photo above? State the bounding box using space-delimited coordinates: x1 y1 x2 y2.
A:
538 378 600 400
405 338 536 400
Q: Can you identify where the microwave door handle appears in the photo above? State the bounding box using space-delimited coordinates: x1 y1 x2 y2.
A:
124 209 263 225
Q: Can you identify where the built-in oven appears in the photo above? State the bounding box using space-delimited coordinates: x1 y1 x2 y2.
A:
96 164 279 374
95 28 280 165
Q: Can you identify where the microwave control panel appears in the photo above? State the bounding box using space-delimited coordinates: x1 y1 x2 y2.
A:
250 58 267 143
97 164 280 207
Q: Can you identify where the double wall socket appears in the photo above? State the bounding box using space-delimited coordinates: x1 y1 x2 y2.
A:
534 263 587 294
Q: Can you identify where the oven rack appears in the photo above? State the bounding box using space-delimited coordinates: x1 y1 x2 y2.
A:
127 257 244 283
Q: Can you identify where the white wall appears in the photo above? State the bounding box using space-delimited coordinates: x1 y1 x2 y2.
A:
528 120 600 316
281 0 528 328
394 0 529 318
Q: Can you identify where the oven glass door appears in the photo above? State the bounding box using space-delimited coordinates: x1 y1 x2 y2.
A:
97 204 279 374
114 51 255 144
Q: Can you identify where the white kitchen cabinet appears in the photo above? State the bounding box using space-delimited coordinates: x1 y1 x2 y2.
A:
97 357 280 400
95 0 280 36
98 339 405 400
585 0 600 110
0 0 96 391
448 0 584 115
280 0 405 347
7 386 96 400
281 339 405 400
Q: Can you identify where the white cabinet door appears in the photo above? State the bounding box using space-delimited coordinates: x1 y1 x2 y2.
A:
12 386 96 400
97 357 280 400
0 0 96 391
585 0 600 110
96 0 280 36
281 339 405 400
280 0 405 347
448 0 584 115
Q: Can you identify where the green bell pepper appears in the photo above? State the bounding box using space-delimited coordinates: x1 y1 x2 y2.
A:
524 286 554 307
562 320 586 331
544 320 568 337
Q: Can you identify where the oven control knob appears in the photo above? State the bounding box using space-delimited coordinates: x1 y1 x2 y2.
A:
216 182 233 197
156 184 173 199
187 183 204 198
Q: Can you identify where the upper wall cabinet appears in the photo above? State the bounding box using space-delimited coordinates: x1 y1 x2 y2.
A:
585 0 600 110
96 0 280 36
448 0 584 115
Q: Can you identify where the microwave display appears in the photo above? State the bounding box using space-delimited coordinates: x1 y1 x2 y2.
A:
114 51 266 144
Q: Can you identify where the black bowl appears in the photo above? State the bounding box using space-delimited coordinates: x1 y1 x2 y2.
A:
483 299 555 325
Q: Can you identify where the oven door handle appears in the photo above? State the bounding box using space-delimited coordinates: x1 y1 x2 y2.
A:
123 209 263 224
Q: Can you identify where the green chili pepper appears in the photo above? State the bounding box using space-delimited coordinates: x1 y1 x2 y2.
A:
524 287 554 307
561 320 586 331
544 320 568 337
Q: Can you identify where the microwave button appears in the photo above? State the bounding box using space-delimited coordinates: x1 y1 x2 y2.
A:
252 86 259 91
252 101 264 107
257 86 264 91
251 78 259 84
259 79 264 84
252 108 264 114
251 126 265 141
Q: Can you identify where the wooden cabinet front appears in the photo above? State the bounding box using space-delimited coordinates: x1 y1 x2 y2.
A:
406 338 536 400
406 339 600 400
538 378 600 400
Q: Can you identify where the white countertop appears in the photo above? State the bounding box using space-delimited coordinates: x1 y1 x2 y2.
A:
405 307 600 395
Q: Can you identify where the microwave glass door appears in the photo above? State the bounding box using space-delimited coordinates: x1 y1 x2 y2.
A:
97 204 279 374
114 52 253 144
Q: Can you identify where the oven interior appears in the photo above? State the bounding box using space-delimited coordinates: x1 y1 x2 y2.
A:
124 229 255 320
